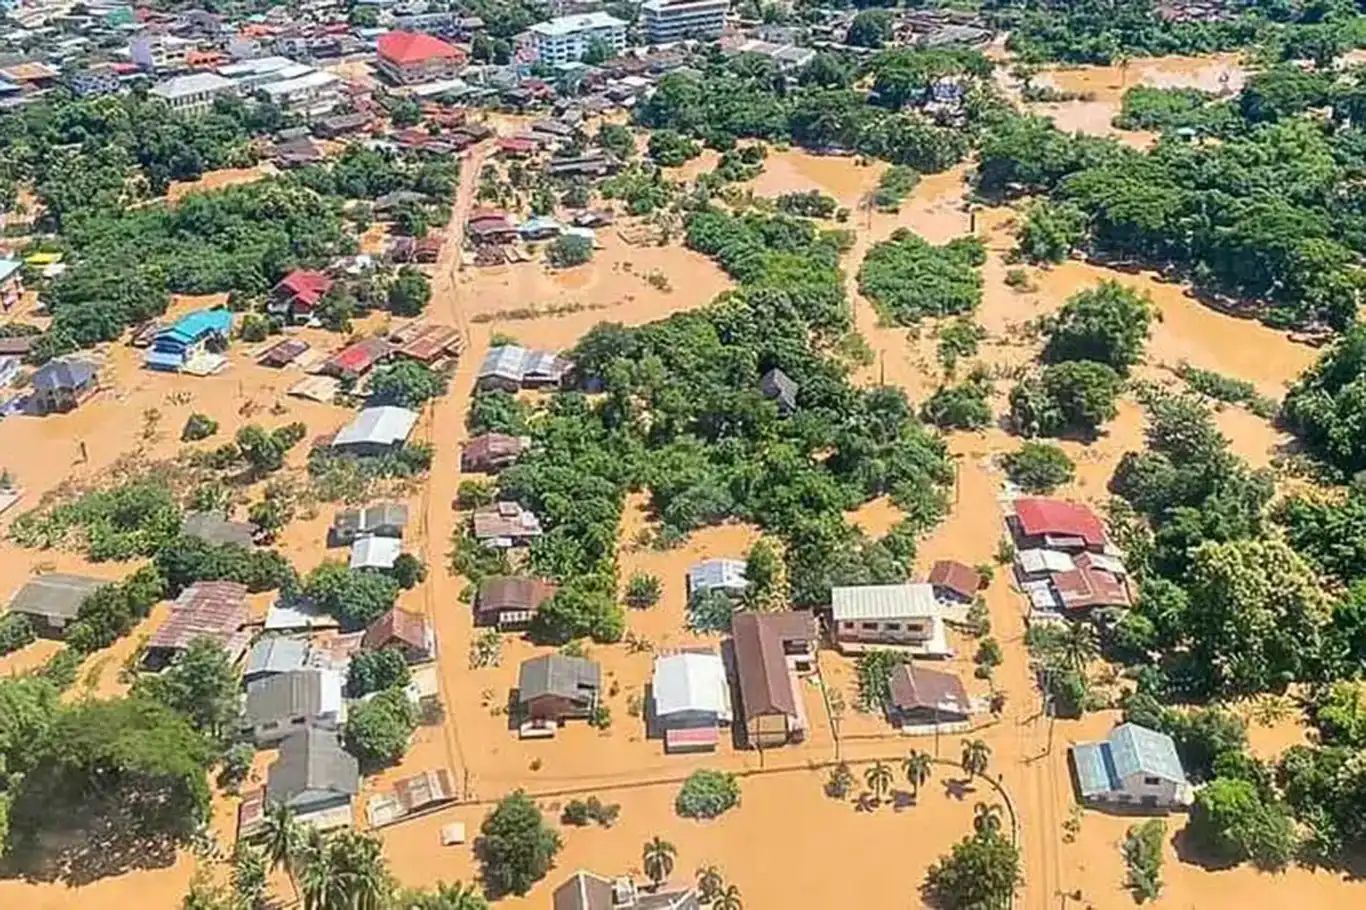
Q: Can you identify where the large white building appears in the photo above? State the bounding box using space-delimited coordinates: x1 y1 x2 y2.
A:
150 72 238 116
641 0 729 44
217 57 343 119
525 12 626 65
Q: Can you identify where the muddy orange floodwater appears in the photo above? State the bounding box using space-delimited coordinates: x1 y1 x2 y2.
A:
0 100 1357 910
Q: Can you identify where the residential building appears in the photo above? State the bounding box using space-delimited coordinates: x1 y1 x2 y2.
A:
389 322 463 363
651 651 732 753
475 576 557 629
320 336 395 379
461 432 528 473
1008 497 1107 553
130 32 195 72
269 269 333 323
731 611 816 748
0 257 22 311
554 870 700 910
887 662 971 728
476 346 573 391
517 654 601 722
545 153 620 178
264 727 359 830
331 406 419 456
472 501 544 547
331 502 410 544
6 573 105 637
759 366 797 415
144 580 252 668
366 768 458 827
1051 552 1132 612
217 56 304 90
258 338 310 368
243 636 312 686
68 66 127 98
243 668 347 744
525 13 626 66
927 560 980 605
376 30 466 85
150 71 238 116
31 358 98 414
144 308 232 372
261 69 343 118
1071 722 1192 809
181 510 257 548
350 535 403 570
685 559 747 600
362 608 434 662
466 209 519 246
640 0 729 44
829 583 952 657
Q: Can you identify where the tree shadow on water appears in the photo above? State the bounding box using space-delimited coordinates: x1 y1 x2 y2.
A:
1 816 181 887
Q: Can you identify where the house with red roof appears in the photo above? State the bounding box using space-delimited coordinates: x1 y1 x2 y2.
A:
270 269 334 324
1009 497 1107 553
376 31 467 86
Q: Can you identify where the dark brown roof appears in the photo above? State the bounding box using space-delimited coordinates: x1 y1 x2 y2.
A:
1052 552 1131 611
361 608 430 652
0 335 37 356
258 337 309 367
477 576 556 615
888 663 970 715
927 560 980 600
147 581 251 657
390 322 462 362
731 611 815 719
462 432 524 469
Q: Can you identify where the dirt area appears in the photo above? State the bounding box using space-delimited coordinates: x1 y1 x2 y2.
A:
166 164 277 203
1 81 1361 910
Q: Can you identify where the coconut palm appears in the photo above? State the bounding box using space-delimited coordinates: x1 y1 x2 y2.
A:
973 802 1004 837
864 759 894 804
403 881 486 910
961 738 991 780
261 802 302 901
714 883 744 910
297 827 331 910
902 750 933 800
328 830 391 910
1058 622 1098 673
696 865 725 904
642 836 677 890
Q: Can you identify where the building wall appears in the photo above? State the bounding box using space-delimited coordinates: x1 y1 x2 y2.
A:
251 711 340 745
835 617 933 645
377 56 461 85
530 23 626 65
642 0 728 44
746 712 792 748
1098 773 1180 807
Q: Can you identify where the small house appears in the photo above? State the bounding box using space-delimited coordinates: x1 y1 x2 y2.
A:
0 355 20 388
731 611 816 749
243 636 311 686
6 572 105 637
181 510 257 548
758 367 797 415
553 871 699 910
1071 722 1192 809
518 215 563 241
475 576 557 629
243 668 347 745
685 559 747 601
1009 498 1107 553
258 338 311 368
927 560 980 605
475 344 572 391
496 136 537 158
31 358 98 414
466 209 518 245
332 502 409 544
269 269 334 324
545 153 619 178
461 432 527 473
144 580 252 668
332 406 419 456
144 309 232 373
887 662 971 728
414 236 444 263
517 653 601 722
651 651 733 753
361 608 434 663
829 583 952 657
366 768 458 827
390 323 463 364
472 501 543 547
387 235 417 263
264 727 359 831
319 336 394 379
350 535 403 570
1051 552 1132 612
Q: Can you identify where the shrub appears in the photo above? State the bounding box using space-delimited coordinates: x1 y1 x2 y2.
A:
675 769 740 819
343 687 417 771
858 230 985 324
239 314 269 343
922 377 992 430
1002 442 1075 493
456 479 497 509
547 234 593 268
624 572 662 608
1123 819 1165 903
0 612 36 655
181 413 219 442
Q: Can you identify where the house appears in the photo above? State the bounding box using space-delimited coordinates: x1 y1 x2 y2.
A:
1071 722 1192 809
389 322 462 364
151 71 238 115
243 636 312 686
273 135 325 167
1052 552 1132 612
269 269 334 323
0 257 22 311
887 662 972 728
517 654 601 722
264 727 359 831
466 209 519 245
362 608 434 662
472 501 544 547
518 215 563 241
144 580 252 668
376 30 466 85
319 336 394 379
640 0 729 44
476 344 573 391
928 560 980 605
685 559 747 600
366 768 458 827
651 651 733 753
387 235 417 263
545 154 620 178
332 502 410 544
461 433 528 473
331 406 419 456
731 611 816 749
182 510 257 548
524 13 627 66
314 111 371 138
496 136 537 158
5 573 104 637
1009 497 1107 553
31 358 98 413
258 338 310 368
553 871 700 910
414 236 444 262
144 309 232 372
243 668 347 745
759 367 798 415
475 576 557 629
350 535 403 570
829 583 952 657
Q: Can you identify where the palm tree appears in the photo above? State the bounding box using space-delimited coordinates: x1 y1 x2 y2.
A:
973 802 1004 837
714 883 744 910
865 759 894 804
261 802 302 902
401 881 486 910
642 836 677 890
297 828 331 910
961 738 991 780
328 831 391 910
1058 622 1098 673
902 749 933 800
696 865 725 904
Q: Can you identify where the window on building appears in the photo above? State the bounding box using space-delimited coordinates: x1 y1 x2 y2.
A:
860 622 878 630
884 622 902 631
1143 776 1161 786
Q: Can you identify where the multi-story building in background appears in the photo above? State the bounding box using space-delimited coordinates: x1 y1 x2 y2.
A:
641 0 729 44
525 12 626 65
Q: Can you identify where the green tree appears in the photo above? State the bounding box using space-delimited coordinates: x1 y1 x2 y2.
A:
181 412 219 442
847 9 893 48
1042 281 1154 374
676 769 740 818
903 749 933 800
1188 777 1298 870
696 866 725 904
387 266 432 317
344 687 416 771
973 802 1004 837
233 842 269 910
961 738 991 780
262 802 302 901
369 360 448 408
744 538 784 608
547 234 593 268
476 791 562 898
1009 360 1122 439
581 36 615 66
1123 819 1165 903
714 884 743 910
1001 442 1075 493
347 648 411 698
401 881 489 910
923 829 1020 910
865 759 895 803
642 836 677 889
1014 200 1088 264
624 572 662 608
303 561 400 630
132 637 240 740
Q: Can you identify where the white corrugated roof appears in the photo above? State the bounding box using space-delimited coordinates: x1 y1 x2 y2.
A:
151 71 235 100
651 652 732 721
530 11 625 37
333 406 418 448
1016 549 1075 575
350 536 402 569
830 583 940 622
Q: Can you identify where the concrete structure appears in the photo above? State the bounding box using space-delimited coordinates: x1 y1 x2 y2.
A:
243 668 347 745
376 30 466 85
641 0 729 44
525 12 626 65
829 583 952 657
332 502 409 544
685 559 747 600
150 71 238 116
144 309 231 372
475 576 557 629
265 727 359 831
1071 722 1192 809
260 69 342 118
349 535 403 570
517 654 601 722
731 611 815 748
476 344 572 391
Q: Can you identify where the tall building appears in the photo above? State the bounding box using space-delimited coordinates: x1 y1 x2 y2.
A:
524 12 626 65
375 31 467 85
641 0 729 44
150 72 238 116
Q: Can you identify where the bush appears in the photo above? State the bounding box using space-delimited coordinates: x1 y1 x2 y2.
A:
624 572 662 608
858 230 985 324
181 412 219 442
1187 777 1297 870
0 612 36 656
1041 281 1153 375
547 234 593 268
1014 199 1088 264
1002 442 1075 493
647 129 702 167
343 687 417 771
923 830 1020 910
1123 819 1165 903
675 769 740 819
922 377 992 430
239 313 269 343
776 190 838 219
456 479 497 510
347 647 411 698
1008 360 1121 438
218 742 255 791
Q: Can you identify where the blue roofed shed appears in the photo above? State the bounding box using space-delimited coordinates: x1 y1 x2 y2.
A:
146 309 232 370
1070 722 1190 809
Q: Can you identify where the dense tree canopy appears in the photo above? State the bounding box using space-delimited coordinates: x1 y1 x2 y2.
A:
857 231 986 324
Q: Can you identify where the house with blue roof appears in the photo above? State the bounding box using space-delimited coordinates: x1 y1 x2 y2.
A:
1070 722 1192 810
145 309 232 372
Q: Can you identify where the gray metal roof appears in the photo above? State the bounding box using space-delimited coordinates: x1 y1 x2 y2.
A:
245 669 341 726
350 535 402 569
1109 722 1186 784
182 510 256 547
31 358 96 391
245 636 310 679
830 583 940 622
759 367 798 411
266 727 359 808
477 345 571 383
7 573 105 621
518 654 601 703
687 559 747 595
332 406 418 449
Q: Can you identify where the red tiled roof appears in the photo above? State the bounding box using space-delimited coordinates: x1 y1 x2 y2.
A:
1014 498 1106 548
378 31 463 66
927 560 981 600
277 269 333 308
324 336 393 375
